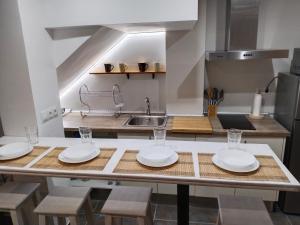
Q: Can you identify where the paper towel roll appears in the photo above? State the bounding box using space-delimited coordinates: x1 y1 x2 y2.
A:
252 92 262 117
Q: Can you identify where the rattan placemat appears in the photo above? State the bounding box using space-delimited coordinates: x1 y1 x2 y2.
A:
0 146 49 167
198 153 289 182
114 150 195 177
32 147 116 171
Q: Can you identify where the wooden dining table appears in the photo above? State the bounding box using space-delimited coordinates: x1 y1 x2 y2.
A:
0 136 299 225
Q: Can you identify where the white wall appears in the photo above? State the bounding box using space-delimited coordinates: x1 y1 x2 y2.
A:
165 0 206 115
18 0 64 137
60 32 166 113
258 0 300 73
44 0 198 28
0 0 37 136
205 0 300 114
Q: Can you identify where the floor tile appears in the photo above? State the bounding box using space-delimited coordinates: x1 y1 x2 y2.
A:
270 211 291 225
288 214 300 225
155 204 218 223
154 220 177 225
154 220 215 225
155 204 177 220
189 206 218 223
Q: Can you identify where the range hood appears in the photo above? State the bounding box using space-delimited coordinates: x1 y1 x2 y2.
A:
205 0 289 61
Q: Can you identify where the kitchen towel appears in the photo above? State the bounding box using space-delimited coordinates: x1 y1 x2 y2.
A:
252 92 262 117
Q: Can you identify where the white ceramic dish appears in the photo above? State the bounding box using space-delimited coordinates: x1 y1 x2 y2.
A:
136 145 179 167
212 150 260 173
0 142 33 160
58 143 100 164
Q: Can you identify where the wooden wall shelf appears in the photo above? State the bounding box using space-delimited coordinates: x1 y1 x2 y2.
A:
89 71 166 79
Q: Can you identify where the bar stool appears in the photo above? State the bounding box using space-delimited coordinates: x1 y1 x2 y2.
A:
34 186 95 225
0 182 40 225
217 195 274 225
101 186 153 225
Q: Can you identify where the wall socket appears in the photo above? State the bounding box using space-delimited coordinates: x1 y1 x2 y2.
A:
40 106 59 123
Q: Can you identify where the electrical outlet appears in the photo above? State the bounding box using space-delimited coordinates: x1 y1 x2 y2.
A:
40 106 59 123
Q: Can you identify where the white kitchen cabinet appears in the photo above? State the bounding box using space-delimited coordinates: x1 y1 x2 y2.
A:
157 184 194 195
193 186 234 198
117 133 151 139
235 188 277 201
119 181 158 193
242 137 286 160
166 134 196 141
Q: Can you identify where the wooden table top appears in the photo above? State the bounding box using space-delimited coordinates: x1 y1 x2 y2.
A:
0 137 298 192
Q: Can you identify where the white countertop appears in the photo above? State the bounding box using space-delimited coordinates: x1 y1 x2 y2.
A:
0 136 299 191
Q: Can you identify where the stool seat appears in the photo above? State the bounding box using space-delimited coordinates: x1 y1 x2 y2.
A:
0 182 40 225
34 196 86 215
34 186 94 225
0 182 40 210
218 195 274 225
34 186 90 216
101 186 152 217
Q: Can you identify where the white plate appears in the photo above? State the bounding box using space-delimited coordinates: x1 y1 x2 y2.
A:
0 142 33 160
58 143 100 164
136 145 179 167
212 150 260 173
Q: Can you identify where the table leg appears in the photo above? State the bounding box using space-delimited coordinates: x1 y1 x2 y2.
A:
177 184 189 225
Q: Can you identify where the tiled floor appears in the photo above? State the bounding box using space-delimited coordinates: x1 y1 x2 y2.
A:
83 199 300 225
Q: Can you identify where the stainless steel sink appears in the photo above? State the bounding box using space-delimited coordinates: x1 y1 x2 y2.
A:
124 115 168 127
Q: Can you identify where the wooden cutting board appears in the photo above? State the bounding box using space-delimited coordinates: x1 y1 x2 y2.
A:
171 116 213 134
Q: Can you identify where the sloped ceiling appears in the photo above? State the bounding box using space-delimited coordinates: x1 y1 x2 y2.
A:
55 27 125 92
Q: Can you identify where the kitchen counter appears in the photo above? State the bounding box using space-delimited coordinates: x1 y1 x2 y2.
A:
210 115 290 137
63 112 289 137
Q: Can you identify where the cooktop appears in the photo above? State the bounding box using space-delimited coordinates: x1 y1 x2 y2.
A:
217 114 256 130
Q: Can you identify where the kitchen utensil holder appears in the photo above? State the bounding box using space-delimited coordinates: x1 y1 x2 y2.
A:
208 105 217 117
79 84 124 118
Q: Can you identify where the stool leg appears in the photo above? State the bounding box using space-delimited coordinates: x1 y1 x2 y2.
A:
69 216 80 225
217 213 221 225
137 217 145 225
10 209 24 225
83 197 95 225
33 189 41 206
38 215 47 225
26 197 38 225
145 205 153 225
104 215 112 225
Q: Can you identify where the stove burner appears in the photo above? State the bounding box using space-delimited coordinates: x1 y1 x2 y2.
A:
217 114 256 130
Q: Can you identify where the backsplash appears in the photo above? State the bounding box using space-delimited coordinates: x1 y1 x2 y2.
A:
205 59 276 114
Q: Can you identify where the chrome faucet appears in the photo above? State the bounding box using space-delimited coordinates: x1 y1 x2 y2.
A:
144 97 151 116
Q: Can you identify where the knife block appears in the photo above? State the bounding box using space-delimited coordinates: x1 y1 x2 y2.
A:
208 105 217 117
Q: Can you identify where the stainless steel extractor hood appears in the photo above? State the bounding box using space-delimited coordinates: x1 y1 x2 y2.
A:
205 0 289 61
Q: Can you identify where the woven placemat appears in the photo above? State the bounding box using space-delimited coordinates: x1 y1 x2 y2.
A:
0 146 49 167
198 153 289 182
114 150 194 177
32 147 116 171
